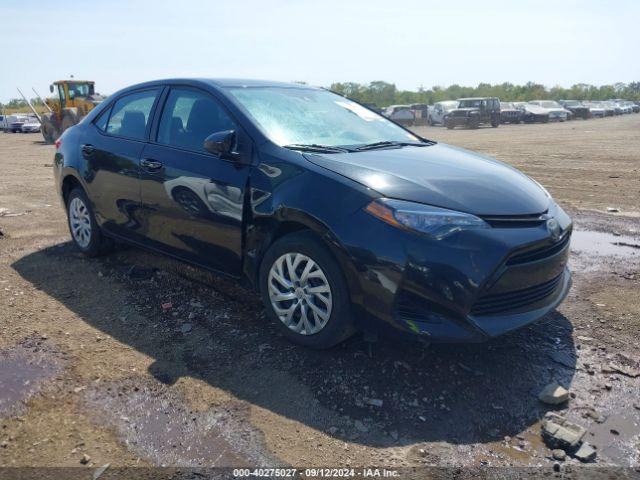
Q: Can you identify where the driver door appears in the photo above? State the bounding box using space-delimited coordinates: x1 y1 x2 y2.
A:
139 86 251 276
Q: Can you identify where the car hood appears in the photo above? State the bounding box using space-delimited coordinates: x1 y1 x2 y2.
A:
451 107 479 113
523 104 549 114
304 144 550 216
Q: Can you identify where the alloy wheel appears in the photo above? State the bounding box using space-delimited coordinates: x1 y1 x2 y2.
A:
69 197 92 248
268 253 332 335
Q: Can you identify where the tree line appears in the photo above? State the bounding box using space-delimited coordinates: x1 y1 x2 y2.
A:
329 81 640 107
3 81 639 113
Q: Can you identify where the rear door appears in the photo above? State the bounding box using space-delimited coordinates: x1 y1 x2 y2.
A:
139 86 252 276
82 88 162 241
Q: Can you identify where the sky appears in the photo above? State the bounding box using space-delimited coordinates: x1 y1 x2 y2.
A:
1 0 639 102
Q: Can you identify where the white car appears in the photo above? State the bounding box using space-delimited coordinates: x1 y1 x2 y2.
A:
583 102 605 118
21 121 41 133
527 101 570 121
3 114 31 132
427 101 459 126
383 105 414 125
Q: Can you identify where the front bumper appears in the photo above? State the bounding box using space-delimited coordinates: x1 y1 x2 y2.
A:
447 115 478 126
340 203 572 342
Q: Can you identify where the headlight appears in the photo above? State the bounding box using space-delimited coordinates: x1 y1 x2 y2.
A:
365 199 489 240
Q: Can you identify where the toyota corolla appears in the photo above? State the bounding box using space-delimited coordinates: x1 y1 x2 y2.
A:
53 79 572 348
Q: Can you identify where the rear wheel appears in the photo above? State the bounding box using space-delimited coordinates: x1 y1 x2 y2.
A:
259 231 354 349
66 188 113 257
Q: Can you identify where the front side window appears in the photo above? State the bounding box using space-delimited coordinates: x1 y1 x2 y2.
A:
459 99 482 108
106 90 159 140
157 88 236 153
228 87 418 147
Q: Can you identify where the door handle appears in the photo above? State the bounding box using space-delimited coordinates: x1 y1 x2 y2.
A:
81 144 95 156
141 158 163 170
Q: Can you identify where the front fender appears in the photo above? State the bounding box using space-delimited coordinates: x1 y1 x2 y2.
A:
241 150 375 315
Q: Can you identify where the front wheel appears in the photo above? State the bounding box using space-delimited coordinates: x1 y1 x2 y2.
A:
67 188 113 257
259 231 354 349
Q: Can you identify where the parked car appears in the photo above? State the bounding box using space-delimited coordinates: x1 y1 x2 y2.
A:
21 120 42 133
54 78 572 348
628 101 640 113
603 101 622 115
617 101 633 114
515 103 550 123
383 105 414 125
444 97 501 129
559 100 591 120
499 102 522 124
4 114 31 133
409 103 430 126
426 100 459 126
583 102 605 118
597 101 616 117
527 101 569 122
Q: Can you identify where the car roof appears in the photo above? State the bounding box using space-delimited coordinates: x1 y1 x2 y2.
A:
458 97 496 100
118 78 318 91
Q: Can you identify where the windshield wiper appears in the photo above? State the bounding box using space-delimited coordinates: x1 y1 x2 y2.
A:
355 140 431 151
284 143 351 153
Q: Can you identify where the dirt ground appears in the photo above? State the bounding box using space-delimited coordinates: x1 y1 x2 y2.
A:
1 115 639 477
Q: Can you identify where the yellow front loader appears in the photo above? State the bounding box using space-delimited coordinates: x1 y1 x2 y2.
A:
38 80 104 143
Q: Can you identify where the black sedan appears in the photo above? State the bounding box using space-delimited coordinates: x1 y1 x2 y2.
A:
53 79 572 348
560 100 591 120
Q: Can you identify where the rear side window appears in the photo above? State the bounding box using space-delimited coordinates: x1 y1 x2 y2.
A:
106 89 159 140
157 88 236 154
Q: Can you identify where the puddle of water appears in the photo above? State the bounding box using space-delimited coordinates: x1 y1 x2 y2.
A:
0 348 59 416
571 230 640 258
585 413 640 466
570 230 640 272
83 380 281 467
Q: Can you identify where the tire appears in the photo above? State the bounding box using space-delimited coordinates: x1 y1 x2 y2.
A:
41 116 59 144
66 187 113 257
491 119 499 128
259 231 354 349
61 113 77 134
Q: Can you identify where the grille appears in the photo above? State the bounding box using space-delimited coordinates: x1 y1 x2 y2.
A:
481 213 547 228
470 274 562 316
506 233 570 266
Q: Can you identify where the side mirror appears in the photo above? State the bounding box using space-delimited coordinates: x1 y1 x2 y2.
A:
203 130 236 157
49 84 54 93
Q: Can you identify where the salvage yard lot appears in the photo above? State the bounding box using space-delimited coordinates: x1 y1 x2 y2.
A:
0 115 639 472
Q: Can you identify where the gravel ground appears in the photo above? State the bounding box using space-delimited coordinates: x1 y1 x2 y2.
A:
0 115 639 477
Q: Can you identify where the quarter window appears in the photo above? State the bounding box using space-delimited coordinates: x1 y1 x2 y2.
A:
106 90 159 140
93 107 110 131
157 88 236 153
